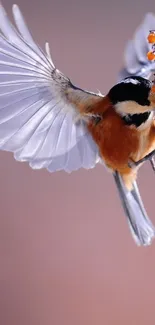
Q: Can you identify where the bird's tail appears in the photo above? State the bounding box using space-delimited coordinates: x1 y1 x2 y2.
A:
113 171 155 246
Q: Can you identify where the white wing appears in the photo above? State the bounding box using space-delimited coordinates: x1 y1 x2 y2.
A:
118 12 155 81
0 4 104 172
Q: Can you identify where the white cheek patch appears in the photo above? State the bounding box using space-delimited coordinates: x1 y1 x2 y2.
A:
115 101 151 115
115 101 153 130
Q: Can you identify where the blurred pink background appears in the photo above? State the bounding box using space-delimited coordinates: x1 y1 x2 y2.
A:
1 0 155 324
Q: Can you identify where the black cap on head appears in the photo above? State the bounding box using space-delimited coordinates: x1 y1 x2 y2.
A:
108 76 152 106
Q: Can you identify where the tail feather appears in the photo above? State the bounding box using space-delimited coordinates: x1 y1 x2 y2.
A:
113 171 155 246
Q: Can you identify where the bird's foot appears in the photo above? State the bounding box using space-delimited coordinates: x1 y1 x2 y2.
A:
128 149 155 170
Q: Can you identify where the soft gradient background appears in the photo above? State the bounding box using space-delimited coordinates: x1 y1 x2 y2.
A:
1 0 155 324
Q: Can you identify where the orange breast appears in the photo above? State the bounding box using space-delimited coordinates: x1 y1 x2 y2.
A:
88 107 140 173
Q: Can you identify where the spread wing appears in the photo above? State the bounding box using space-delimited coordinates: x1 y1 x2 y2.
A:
0 4 104 172
118 12 155 82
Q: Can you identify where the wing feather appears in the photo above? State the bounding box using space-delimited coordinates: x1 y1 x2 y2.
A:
0 4 104 172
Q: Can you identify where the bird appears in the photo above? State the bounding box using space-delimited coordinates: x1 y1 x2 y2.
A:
0 4 155 246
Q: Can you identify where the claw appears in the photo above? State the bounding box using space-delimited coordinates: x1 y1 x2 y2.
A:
128 149 155 170
137 149 155 166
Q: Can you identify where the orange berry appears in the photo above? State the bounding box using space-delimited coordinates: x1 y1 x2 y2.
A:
147 51 155 61
147 33 155 43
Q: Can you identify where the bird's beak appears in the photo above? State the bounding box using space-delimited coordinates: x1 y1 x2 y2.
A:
148 85 155 107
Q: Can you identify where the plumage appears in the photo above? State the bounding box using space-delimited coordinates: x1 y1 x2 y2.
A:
122 111 151 127
0 4 104 172
0 4 155 246
88 105 139 175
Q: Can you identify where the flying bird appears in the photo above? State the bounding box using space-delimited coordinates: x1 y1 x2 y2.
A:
0 4 155 246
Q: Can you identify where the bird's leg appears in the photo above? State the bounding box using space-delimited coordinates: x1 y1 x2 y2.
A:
150 156 155 171
128 149 155 169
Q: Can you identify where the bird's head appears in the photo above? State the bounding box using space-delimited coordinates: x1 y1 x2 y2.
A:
107 76 155 117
